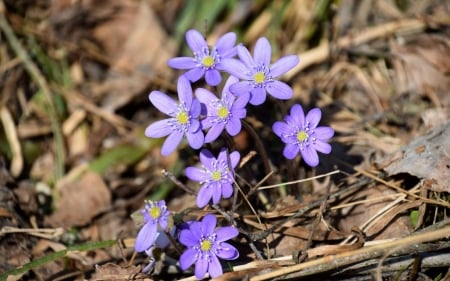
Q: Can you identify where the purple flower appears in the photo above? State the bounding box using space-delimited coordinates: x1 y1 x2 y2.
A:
185 148 240 208
196 76 250 143
179 214 239 279
134 200 171 252
221 37 299 105
145 76 204 156
272 104 334 167
168 29 238 86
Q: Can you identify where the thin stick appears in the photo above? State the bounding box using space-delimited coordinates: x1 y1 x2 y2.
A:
257 170 340 190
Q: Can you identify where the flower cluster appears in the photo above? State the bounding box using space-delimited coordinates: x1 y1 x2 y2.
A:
136 28 334 279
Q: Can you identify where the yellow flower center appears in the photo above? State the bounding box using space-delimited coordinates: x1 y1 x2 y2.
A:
202 56 215 68
217 106 229 119
200 239 212 251
149 206 161 219
211 171 222 181
254 72 265 84
297 131 308 142
177 111 189 125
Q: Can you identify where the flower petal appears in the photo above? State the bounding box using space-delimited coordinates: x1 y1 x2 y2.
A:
200 149 215 170
186 29 207 53
222 75 239 96
179 247 197 270
216 242 239 260
184 67 204 83
195 88 218 106
205 123 225 143
313 140 332 154
225 117 241 136
205 69 222 86
149 91 178 116
212 182 222 204
177 76 193 108
229 151 240 169
315 126 334 140
272 121 290 138
230 81 253 97
167 57 197 69
195 257 208 279
290 104 306 126
220 59 249 80
201 214 217 235
186 131 204 149
266 80 293 100
232 92 250 109
254 37 271 66
197 185 213 208
215 32 236 54
222 183 233 198
237 45 255 69
134 223 157 252
161 131 183 156
190 99 202 119
270 55 299 77
179 229 200 247
301 146 319 167
249 87 267 105
216 226 239 242
145 119 172 138
306 108 322 129
185 166 205 182
283 143 300 159
208 254 223 278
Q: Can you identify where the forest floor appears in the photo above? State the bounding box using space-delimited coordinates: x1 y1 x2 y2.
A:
1 1 450 280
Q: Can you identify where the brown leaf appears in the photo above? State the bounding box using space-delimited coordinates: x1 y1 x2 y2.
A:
379 121 450 192
45 171 111 227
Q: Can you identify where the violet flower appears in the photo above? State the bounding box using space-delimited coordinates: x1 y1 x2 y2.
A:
185 148 240 208
221 37 299 105
196 76 249 143
179 214 239 279
272 104 334 167
145 76 204 156
168 29 238 86
135 200 171 252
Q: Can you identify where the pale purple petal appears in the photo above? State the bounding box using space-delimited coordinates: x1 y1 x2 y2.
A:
254 37 271 66
229 151 240 169
313 140 332 154
201 116 214 129
225 117 241 136
215 32 236 53
167 57 197 69
200 149 215 170
186 131 204 149
186 29 207 52
179 229 199 247
134 223 157 252
237 45 254 69
212 182 222 204
195 258 208 279
179 247 197 270
201 214 217 235
205 69 221 86
306 108 322 128
232 92 250 109
184 67 204 83
197 186 213 208
231 108 246 119
185 166 205 182
205 123 225 143
249 87 267 105
283 143 300 159
145 119 171 138
315 127 334 140
208 254 223 278
216 242 239 259
161 131 183 156
189 221 203 240
149 91 178 116
272 121 290 138
230 81 253 96
221 59 250 79
266 80 293 100
270 55 299 77
217 148 228 163
290 104 305 126
222 75 239 95
189 119 200 133
195 88 218 105
177 76 193 108
216 227 239 242
301 146 319 167
190 99 202 118
221 183 233 198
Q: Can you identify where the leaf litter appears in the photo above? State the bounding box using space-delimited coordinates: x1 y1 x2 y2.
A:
0 0 450 280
